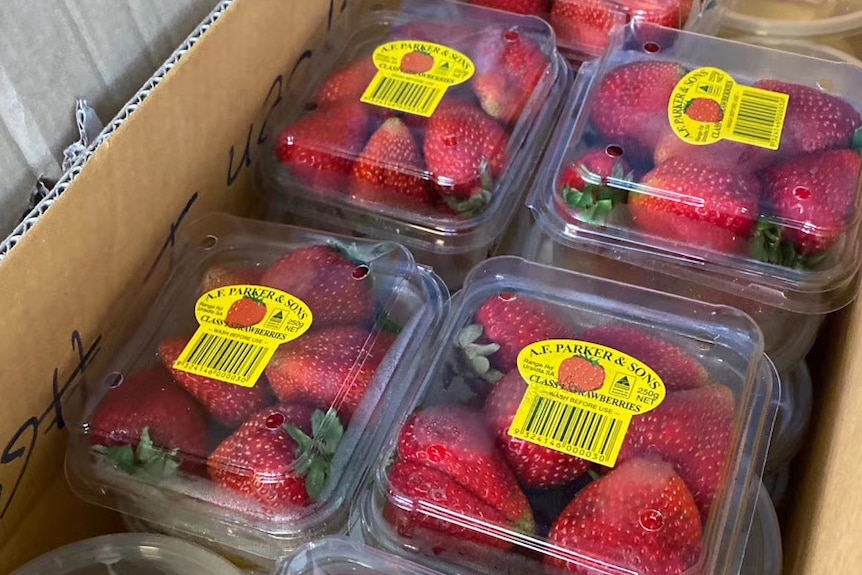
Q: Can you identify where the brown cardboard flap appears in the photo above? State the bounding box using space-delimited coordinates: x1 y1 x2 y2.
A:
0 0 344 568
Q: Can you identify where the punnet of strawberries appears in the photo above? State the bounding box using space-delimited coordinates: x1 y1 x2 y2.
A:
545 32 862 272
365 256 776 575
269 1 557 223
68 219 447 539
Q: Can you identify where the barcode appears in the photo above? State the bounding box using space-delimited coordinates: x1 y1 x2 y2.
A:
728 88 787 148
362 75 444 117
179 332 267 384
518 395 626 464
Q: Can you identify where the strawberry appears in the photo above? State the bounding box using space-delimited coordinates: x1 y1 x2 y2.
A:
652 129 775 174
88 364 208 475
549 0 625 55
580 325 709 391
158 337 274 429
683 97 722 122
753 80 862 157
225 295 267 328
276 100 370 193
556 147 633 225
266 326 395 421
755 149 861 265
680 0 694 23
260 242 376 327
313 58 377 106
630 157 761 253
349 117 433 212
423 100 509 216
558 356 605 392
456 293 575 382
546 458 702 575
620 0 681 28
471 27 550 125
485 371 593 489
199 263 264 295
618 384 735 519
591 61 687 161
397 404 535 532
208 405 343 511
468 0 550 15
384 460 512 549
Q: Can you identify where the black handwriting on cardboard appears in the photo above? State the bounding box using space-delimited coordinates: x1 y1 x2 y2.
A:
328 0 350 30
144 192 200 282
227 49 313 188
0 331 102 520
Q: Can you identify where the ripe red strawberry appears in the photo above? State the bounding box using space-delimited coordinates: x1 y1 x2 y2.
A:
549 0 626 55
208 405 343 511
680 0 694 23
753 80 862 157
591 61 687 161
630 157 761 253
199 263 264 295
313 58 377 106
384 461 512 549
756 149 861 263
653 129 775 174
423 101 509 216
471 27 550 125
556 146 633 225
349 117 433 212
468 0 550 15
260 243 376 327
266 326 395 420
457 293 575 381
225 295 267 328
558 356 605 392
618 384 735 519
158 337 274 429
580 325 709 392
397 404 535 532
620 0 681 28
88 364 208 474
485 371 593 489
546 458 702 575
276 101 370 193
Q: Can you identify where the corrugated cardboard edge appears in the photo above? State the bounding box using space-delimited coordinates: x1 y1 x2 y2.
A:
0 0 234 262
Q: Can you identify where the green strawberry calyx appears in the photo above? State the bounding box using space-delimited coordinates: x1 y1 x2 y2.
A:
288 408 344 500
325 238 396 267
445 159 496 218
451 324 505 385
750 220 826 270
375 311 403 335
561 161 632 226
852 127 862 152
95 427 182 481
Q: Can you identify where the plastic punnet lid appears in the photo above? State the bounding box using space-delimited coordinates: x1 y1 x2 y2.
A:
275 537 449 575
728 34 862 67
65 214 449 563
259 0 561 253
725 0 862 37
766 360 813 474
10 533 243 575
358 256 778 575
528 23 862 314
740 483 783 575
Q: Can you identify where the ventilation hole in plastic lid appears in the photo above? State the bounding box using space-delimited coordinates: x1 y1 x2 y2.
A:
639 509 664 532
443 134 458 147
643 42 661 53
304 102 319 112
793 186 812 201
265 412 285 429
352 265 370 280
200 235 218 250
498 292 517 302
504 29 520 43
104 372 124 389
605 144 624 158
817 78 834 92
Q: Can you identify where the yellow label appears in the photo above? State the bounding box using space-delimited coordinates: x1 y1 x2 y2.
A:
172 285 313 387
668 67 789 151
360 41 475 117
509 339 667 467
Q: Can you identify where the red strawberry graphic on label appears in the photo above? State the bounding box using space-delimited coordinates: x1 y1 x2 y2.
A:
225 296 267 328
400 50 434 74
685 98 723 122
558 356 605 392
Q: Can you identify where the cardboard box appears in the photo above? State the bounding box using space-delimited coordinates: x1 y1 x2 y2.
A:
0 0 857 573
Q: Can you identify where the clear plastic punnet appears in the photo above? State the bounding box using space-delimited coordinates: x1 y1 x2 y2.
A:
766 361 813 474
258 0 571 289
740 483 783 575
356 256 778 575
64 214 449 567
275 537 449 575
721 31 862 67
528 23 862 316
10 533 244 575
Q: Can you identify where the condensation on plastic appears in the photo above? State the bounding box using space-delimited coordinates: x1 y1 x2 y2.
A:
356 256 779 575
65 214 449 567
